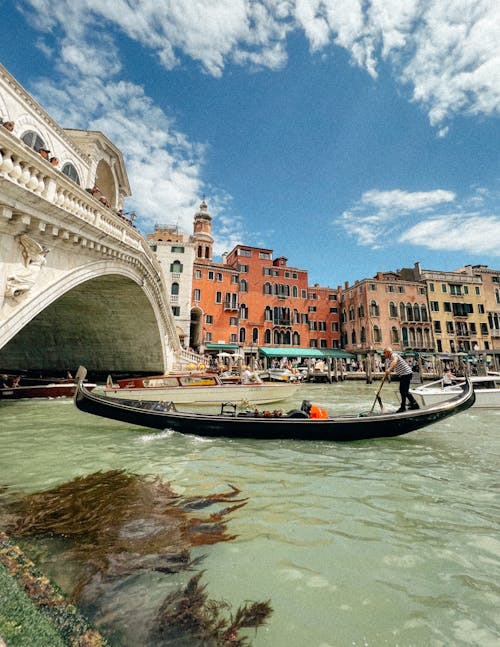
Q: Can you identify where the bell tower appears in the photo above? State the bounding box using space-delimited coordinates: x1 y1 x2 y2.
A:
192 197 214 261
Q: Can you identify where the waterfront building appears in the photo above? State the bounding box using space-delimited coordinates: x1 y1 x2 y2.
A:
401 263 492 354
458 265 500 352
146 224 195 349
338 271 432 357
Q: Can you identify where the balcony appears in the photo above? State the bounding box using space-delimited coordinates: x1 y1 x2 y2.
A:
223 301 238 311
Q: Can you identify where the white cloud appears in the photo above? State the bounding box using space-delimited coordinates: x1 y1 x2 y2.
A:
360 188 456 212
337 186 500 256
401 214 500 254
24 0 500 124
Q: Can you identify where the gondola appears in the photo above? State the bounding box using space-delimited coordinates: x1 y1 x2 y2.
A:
74 370 475 442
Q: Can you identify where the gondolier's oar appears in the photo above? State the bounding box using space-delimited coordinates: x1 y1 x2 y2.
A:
370 376 386 412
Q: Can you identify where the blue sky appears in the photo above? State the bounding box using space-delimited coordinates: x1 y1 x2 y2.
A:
2 0 500 287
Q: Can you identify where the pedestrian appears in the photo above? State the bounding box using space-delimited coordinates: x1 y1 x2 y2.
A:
383 347 420 412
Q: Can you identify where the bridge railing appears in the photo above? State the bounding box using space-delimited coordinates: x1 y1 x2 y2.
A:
0 129 143 252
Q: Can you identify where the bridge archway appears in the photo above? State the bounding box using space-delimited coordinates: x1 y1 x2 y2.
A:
0 263 171 374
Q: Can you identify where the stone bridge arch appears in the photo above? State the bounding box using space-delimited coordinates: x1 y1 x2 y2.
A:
0 261 172 373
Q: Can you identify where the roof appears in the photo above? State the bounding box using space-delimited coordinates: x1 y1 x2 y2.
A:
258 347 356 359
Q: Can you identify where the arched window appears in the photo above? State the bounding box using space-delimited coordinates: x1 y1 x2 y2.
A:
292 286 298 298
61 162 80 185
341 309 347 324
421 305 428 322
264 306 272 321
406 303 413 321
171 282 179 295
358 304 364 318
239 327 246 342
399 302 406 319
413 304 421 321
263 282 272 295
402 326 409 346
239 304 248 319
21 130 45 153
351 329 356 344
283 330 291 345
373 325 382 343
360 326 366 343
389 301 398 317
293 308 299 324
349 305 355 321
170 260 182 273
264 329 271 344
370 300 380 317
292 331 300 345
240 279 248 292
252 327 259 343
391 326 399 344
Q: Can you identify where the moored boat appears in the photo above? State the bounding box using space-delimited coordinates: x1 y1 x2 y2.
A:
97 371 299 406
410 374 500 409
1 374 96 400
75 372 475 441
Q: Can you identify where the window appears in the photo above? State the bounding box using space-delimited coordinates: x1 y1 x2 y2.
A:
171 282 179 295
481 323 488 335
391 327 399 344
206 314 213 324
369 300 380 317
373 325 382 343
264 306 272 321
430 301 439 312
216 272 223 282
443 302 452 312
429 283 435 292
230 317 238 326
215 291 222 304
171 245 184 253
61 162 80 185
301 290 307 299
208 271 214 280
475 286 480 295
441 284 447 293
389 301 397 317
331 322 339 332
434 320 441 333
446 321 454 334
478 304 485 314
205 332 212 342
194 269 202 279
172 306 180 316
239 264 249 272
450 284 462 296
239 248 252 257
239 327 246 342
21 130 45 152
368 283 376 291
240 279 248 292
292 286 298 298
170 260 182 273
258 251 271 259
193 289 200 301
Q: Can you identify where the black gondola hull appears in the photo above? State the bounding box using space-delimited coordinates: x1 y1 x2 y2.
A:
74 377 475 441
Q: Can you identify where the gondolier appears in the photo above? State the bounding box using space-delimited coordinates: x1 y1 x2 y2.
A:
383 347 420 412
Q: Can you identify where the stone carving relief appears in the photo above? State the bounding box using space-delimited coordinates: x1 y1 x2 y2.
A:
5 235 50 298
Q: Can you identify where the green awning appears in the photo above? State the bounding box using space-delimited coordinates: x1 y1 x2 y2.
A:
205 343 240 351
321 349 357 359
258 347 325 358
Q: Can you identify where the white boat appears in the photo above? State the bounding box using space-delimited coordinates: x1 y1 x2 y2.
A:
410 374 500 409
97 372 300 406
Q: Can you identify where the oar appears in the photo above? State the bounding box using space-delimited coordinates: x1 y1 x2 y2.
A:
370 376 386 412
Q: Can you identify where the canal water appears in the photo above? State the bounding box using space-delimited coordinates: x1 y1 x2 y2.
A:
1 381 499 646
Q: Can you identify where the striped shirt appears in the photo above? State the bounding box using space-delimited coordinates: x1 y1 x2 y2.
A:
388 352 412 376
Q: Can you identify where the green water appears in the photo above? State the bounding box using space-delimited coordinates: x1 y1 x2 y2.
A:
1 382 499 646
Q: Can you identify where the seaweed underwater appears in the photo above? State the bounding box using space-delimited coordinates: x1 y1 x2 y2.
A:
0 469 273 645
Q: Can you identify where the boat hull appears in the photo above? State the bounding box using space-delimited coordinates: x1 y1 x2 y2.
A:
411 376 500 409
98 382 299 405
75 378 475 442
1 383 96 400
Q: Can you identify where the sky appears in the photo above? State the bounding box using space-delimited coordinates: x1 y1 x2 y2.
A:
1 0 500 288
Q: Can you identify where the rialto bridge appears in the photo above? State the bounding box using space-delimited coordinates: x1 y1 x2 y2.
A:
0 97 198 375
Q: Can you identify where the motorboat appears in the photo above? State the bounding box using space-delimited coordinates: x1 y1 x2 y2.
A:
75 373 475 441
0 373 96 400
97 371 300 406
411 374 500 409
